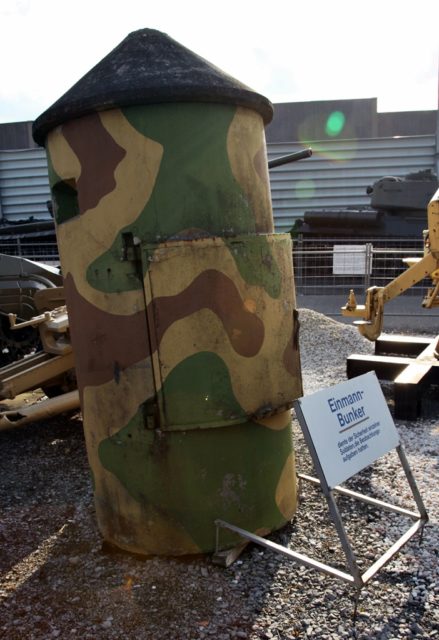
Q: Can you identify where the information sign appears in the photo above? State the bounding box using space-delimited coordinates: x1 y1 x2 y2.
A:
333 244 369 275
296 372 399 488
216 371 427 594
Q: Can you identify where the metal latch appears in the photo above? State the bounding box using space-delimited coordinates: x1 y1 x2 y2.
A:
121 232 141 262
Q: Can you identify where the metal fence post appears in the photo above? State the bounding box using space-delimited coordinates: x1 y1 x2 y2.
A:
294 235 303 291
364 242 373 289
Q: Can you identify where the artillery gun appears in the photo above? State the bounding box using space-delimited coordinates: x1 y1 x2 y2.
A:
0 294 78 430
0 254 63 362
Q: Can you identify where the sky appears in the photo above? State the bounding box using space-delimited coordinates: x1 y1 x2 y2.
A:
0 0 438 124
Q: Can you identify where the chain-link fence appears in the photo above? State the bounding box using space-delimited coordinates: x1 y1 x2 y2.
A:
293 237 427 296
0 232 430 299
0 234 59 265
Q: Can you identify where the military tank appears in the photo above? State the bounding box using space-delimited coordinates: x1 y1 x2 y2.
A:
295 169 439 238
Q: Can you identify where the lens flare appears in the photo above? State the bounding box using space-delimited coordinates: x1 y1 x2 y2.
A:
295 179 315 199
325 111 346 137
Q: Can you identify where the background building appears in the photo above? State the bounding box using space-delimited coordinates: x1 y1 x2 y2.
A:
0 98 438 234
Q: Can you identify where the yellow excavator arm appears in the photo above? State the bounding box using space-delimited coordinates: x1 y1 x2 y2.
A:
342 188 439 341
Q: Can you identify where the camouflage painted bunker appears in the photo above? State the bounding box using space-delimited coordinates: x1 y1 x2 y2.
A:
33 29 303 555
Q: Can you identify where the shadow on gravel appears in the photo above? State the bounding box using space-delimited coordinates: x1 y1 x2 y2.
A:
0 412 292 639
1 399 437 639
370 567 433 637
0 425 354 640
1 509 288 639
0 412 90 576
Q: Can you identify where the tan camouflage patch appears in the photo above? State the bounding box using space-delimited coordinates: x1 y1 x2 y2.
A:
48 108 163 315
154 308 298 415
275 452 297 519
80 359 200 554
82 357 153 441
81 358 154 506
227 107 273 233
95 497 202 556
254 410 292 431
146 236 300 416
47 125 82 183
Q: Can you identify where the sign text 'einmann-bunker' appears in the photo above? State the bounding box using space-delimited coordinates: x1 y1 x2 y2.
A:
296 372 399 488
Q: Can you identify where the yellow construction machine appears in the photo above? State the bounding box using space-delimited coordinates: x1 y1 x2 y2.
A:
341 189 439 419
342 189 439 342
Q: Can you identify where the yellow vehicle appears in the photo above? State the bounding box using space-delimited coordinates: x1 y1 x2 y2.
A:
341 189 439 419
342 189 439 342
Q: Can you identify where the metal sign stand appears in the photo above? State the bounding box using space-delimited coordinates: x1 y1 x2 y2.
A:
215 399 428 604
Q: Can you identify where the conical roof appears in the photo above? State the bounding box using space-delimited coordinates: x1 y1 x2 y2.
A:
33 28 273 145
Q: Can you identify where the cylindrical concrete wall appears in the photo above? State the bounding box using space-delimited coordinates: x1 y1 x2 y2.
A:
34 30 302 555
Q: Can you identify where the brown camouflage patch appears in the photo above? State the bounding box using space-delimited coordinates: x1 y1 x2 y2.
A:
65 274 150 391
153 269 264 357
62 113 126 213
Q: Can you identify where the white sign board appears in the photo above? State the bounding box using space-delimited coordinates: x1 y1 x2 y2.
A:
296 372 399 488
333 245 368 275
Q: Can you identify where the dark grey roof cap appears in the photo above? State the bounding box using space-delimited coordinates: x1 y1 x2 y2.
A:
33 28 273 145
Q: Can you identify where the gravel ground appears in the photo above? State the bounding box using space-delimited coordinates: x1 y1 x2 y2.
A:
1 308 438 639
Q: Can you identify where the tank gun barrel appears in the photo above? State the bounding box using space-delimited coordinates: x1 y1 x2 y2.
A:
268 148 312 169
